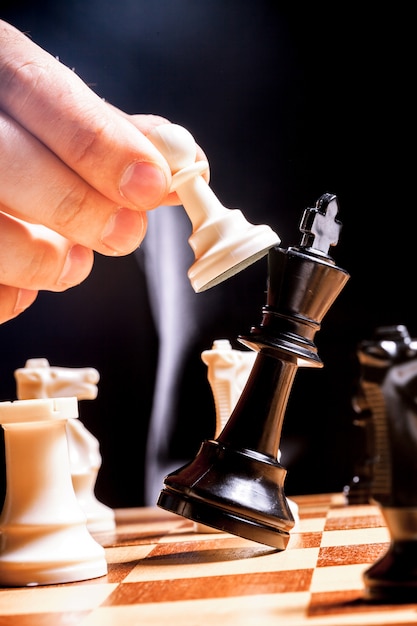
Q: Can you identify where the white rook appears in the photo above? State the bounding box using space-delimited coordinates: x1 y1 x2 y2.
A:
0 397 107 586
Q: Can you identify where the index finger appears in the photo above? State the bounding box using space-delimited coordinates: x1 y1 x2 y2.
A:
0 20 171 210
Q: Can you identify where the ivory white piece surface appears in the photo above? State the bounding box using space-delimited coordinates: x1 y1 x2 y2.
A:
0 397 107 586
14 359 116 533
147 124 280 292
201 339 256 437
195 340 299 533
194 340 256 534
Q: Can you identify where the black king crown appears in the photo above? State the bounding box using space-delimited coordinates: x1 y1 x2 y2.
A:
157 193 350 549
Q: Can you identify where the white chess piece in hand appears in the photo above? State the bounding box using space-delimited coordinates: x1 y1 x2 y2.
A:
147 124 280 292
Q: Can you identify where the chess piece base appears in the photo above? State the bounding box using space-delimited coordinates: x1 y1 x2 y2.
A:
158 439 294 550
364 506 417 602
158 489 290 550
0 524 107 586
364 540 417 603
188 214 279 293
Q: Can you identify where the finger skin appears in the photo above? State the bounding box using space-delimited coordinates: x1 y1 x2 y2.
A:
0 111 148 255
0 19 212 324
0 211 94 325
0 286 38 325
0 212 94 290
0 19 171 210
128 114 211 205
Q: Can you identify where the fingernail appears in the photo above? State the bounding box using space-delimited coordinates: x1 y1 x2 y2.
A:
120 161 168 208
14 288 37 314
100 207 147 254
58 245 93 286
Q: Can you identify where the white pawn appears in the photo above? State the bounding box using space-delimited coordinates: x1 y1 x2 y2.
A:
0 397 107 586
147 123 280 293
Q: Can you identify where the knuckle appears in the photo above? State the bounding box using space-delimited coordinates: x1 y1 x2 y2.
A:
65 121 106 169
1 58 50 114
49 184 93 234
18 243 56 287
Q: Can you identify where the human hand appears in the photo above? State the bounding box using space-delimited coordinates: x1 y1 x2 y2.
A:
0 19 208 323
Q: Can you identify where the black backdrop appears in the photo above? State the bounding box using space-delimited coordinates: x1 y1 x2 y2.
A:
0 2 413 507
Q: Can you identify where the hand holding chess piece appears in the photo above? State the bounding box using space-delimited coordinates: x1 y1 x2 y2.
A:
147 123 280 292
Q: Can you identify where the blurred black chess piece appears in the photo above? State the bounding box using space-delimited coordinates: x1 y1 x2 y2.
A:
343 378 375 505
355 325 417 602
157 193 350 549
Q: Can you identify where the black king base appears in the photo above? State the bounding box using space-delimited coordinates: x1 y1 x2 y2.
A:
158 193 350 549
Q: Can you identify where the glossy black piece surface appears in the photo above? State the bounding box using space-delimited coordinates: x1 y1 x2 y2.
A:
158 194 350 548
356 325 417 601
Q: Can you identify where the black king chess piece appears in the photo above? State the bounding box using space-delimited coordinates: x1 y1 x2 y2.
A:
355 325 417 602
157 193 350 549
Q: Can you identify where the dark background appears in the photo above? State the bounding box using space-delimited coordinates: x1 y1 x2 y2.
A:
0 2 413 507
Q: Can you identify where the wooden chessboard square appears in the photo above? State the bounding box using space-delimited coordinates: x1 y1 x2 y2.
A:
0 611 90 625
292 516 327 534
0 582 117 616
287 531 323 550
308 590 417 623
122 534 319 583
311 562 372 594
324 503 385 531
317 542 388 568
73 593 313 626
320 526 390 548
104 544 158 582
102 568 314 606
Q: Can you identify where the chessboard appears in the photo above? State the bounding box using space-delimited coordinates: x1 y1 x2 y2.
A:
0 492 416 625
